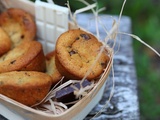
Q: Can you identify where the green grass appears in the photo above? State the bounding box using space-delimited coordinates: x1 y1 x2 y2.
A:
134 43 160 120
138 70 160 120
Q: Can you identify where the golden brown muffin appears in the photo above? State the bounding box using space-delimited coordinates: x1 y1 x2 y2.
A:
55 29 110 80
0 41 46 73
0 71 52 106
0 27 11 56
46 51 63 86
0 8 36 48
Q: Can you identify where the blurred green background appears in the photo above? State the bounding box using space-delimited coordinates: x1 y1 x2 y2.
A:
31 0 160 119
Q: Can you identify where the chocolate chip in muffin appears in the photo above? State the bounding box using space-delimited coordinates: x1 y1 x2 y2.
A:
75 37 80 40
21 35 25 39
69 50 77 56
80 34 91 40
25 72 31 76
10 60 16 64
101 62 107 68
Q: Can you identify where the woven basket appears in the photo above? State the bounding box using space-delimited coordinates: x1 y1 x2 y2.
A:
0 0 113 120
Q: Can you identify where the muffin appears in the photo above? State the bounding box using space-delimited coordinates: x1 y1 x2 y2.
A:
0 41 46 73
0 27 11 56
55 29 110 80
0 71 52 106
0 8 36 48
46 51 63 86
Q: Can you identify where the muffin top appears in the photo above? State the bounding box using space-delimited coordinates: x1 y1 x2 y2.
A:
0 8 36 48
55 29 110 80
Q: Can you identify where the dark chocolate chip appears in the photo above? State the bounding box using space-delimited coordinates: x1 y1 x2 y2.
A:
10 60 16 64
25 72 30 76
69 50 77 56
80 34 91 40
101 62 107 68
75 37 80 40
21 35 24 39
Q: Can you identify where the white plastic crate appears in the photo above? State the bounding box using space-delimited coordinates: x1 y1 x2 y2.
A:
35 0 69 54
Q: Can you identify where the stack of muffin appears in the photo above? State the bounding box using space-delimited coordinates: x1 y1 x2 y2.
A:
0 8 110 106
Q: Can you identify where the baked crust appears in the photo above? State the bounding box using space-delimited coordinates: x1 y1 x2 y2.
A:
0 41 46 73
0 27 11 56
0 71 52 106
55 29 110 80
0 8 36 48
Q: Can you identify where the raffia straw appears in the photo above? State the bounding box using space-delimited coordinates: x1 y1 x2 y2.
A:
118 32 160 57
91 0 127 118
66 1 78 27
75 0 96 14
92 59 115 118
74 82 95 99
49 99 57 114
35 100 68 114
